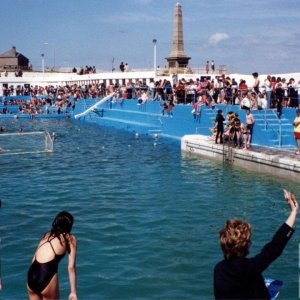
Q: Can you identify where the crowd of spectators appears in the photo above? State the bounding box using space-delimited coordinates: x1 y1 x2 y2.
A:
1 95 75 115
77 65 97 75
212 109 255 150
1 73 300 116
132 73 299 116
1 84 77 115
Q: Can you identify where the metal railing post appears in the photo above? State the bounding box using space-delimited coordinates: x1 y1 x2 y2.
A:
264 109 267 130
279 119 282 147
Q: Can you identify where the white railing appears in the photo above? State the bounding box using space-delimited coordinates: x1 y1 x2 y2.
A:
74 92 115 119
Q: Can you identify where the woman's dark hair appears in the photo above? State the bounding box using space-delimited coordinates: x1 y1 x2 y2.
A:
52 211 73 234
48 211 74 251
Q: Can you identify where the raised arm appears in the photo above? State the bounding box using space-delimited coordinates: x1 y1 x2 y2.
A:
248 189 298 273
283 189 298 228
68 235 77 300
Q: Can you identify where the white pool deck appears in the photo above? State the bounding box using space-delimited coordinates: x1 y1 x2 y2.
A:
181 134 300 182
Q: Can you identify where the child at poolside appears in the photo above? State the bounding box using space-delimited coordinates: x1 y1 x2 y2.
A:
244 108 255 149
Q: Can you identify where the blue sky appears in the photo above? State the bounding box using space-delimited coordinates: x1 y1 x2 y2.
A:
1 0 300 74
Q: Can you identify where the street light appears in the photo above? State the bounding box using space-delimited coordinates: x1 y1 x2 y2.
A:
41 53 45 73
152 39 157 76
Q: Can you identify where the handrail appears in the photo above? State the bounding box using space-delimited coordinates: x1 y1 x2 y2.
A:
270 110 282 147
267 110 291 148
74 92 115 119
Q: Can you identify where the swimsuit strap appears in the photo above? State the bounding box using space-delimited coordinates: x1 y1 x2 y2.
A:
34 238 57 259
48 239 57 256
36 240 48 250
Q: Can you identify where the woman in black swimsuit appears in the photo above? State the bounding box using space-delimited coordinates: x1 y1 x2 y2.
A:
27 211 77 300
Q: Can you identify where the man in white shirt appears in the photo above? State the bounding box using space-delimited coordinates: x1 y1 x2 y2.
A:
264 75 272 109
240 93 251 109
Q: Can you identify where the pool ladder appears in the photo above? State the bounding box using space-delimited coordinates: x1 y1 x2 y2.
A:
222 143 234 164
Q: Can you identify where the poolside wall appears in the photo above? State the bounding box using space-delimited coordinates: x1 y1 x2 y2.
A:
181 134 300 182
73 99 297 149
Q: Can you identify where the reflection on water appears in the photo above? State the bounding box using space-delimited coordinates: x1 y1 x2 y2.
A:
0 119 299 299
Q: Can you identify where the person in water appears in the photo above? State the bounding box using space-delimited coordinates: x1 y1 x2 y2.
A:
27 211 77 300
214 189 298 299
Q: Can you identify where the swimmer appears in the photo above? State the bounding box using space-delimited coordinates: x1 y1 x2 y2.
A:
51 132 58 141
0 148 4 153
27 211 77 300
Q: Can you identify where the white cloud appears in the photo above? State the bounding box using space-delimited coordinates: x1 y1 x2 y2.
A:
209 33 229 45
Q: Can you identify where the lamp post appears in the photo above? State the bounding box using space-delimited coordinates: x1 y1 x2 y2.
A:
152 39 157 76
41 53 45 73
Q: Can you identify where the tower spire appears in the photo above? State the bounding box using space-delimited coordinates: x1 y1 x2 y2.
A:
166 3 190 73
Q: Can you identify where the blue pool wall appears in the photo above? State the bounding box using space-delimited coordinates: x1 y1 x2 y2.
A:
73 98 298 149
0 95 297 149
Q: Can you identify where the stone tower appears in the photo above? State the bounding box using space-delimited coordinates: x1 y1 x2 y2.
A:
166 3 190 73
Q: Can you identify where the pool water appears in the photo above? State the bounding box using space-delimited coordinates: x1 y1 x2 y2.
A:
0 118 299 299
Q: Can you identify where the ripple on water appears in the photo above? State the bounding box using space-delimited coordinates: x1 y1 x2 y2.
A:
1 119 299 299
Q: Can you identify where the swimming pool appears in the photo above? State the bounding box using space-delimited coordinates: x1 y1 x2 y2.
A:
0 118 299 299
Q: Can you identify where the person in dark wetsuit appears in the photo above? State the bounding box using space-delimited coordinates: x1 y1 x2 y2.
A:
215 109 225 144
275 83 284 118
27 211 77 300
230 113 242 148
214 189 298 299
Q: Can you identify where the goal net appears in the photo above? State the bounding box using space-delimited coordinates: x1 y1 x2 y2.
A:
0 131 54 155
